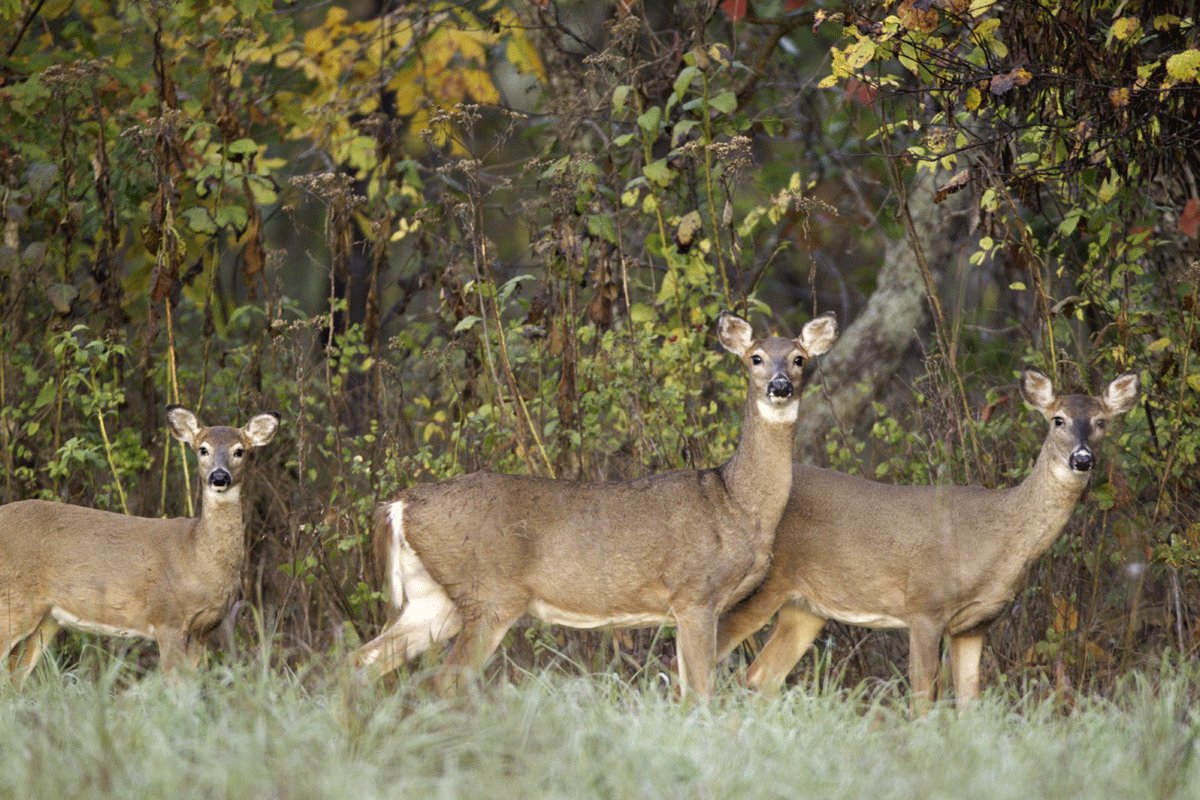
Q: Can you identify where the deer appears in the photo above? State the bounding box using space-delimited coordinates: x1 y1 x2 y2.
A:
0 405 279 686
715 368 1139 710
352 310 839 699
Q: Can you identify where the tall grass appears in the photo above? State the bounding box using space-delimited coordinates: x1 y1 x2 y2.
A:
2 650 1198 799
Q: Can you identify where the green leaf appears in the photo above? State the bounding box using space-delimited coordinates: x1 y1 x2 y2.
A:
707 90 737 115
1148 337 1172 352
612 84 632 114
454 315 482 333
629 303 655 324
181 207 218 235
46 283 78 314
613 133 636 147
642 158 672 187
637 106 662 135
246 175 278 206
1058 209 1083 236
34 380 57 410
587 214 617 244
215 205 249 230
227 138 258 156
672 119 699 145
673 66 700 97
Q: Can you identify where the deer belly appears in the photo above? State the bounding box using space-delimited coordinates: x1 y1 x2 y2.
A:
527 601 668 630
800 599 906 630
51 607 152 640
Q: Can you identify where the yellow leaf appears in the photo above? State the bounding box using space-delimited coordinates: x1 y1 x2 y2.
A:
463 68 500 104
828 46 849 79
1098 169 1120 203
390 66 424 115
275 49 301 69
844 38 875 70
443 26 487 65
505 33 546 81
1111 17 1142 42
965 86 982 110
1148 337 1172 352
1166 50 1200 83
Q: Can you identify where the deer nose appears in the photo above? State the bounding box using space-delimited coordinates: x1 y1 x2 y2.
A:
208 468 232 488
1069 449 1094 472
767 376 794 398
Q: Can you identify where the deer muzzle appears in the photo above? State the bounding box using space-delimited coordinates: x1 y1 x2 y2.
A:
767 376 794 400
208 468 233 489
1068 448 1095 472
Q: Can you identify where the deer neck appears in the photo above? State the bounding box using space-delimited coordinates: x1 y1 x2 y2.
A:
194 485 247 576
719 395 796 526
1001 443 1090 566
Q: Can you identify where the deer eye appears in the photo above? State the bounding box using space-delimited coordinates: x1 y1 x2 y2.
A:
1095 419 1106 430
234 448 245 458
1052 416 1065 427
198 446 209 456
750 355 763 365
793 355 805 367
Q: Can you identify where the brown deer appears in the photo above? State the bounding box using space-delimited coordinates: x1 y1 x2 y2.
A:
0 405 279 686
352 311 838 699
716 369 1139 709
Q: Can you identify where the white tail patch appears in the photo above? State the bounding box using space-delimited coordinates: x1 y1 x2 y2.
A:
387 501 406 610
363 500 462 665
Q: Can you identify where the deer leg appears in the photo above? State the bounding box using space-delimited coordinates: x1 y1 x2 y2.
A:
156 630 196 681
1 608 44 686
745 603 826 694
715 576 792 662
949 632 985 708
9 615 59 689
431 609 519 696
907 618 943 715
352 601 464 679
674 606 718 701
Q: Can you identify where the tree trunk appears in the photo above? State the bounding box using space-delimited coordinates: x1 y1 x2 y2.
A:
794 169 967 462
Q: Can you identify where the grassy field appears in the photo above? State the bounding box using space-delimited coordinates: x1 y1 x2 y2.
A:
1 652 1197 800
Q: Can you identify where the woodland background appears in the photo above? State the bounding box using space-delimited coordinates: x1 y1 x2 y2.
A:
0 0 1198 698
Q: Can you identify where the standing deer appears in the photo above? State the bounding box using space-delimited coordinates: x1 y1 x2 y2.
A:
0 405 279 686
716 369 1139 709
353 311 838 699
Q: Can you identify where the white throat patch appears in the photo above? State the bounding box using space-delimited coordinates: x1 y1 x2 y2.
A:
756 398 799 425
204 484 241 504
1050 459 1091 485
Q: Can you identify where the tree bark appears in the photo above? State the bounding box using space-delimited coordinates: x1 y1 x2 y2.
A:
794 169 967 462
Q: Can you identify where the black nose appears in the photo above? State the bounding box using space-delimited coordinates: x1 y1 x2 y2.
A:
1069 450 1094 472
209 469 232 488
767 377 793 398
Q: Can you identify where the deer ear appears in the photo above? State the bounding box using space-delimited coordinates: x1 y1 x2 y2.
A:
797 312 837 358
243 412 281 448
166 405 202 445
1020 370 1057 413
1102 373 1139 416
717 311 755 356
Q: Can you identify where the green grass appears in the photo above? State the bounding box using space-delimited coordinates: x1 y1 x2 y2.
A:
1 652 1198 799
